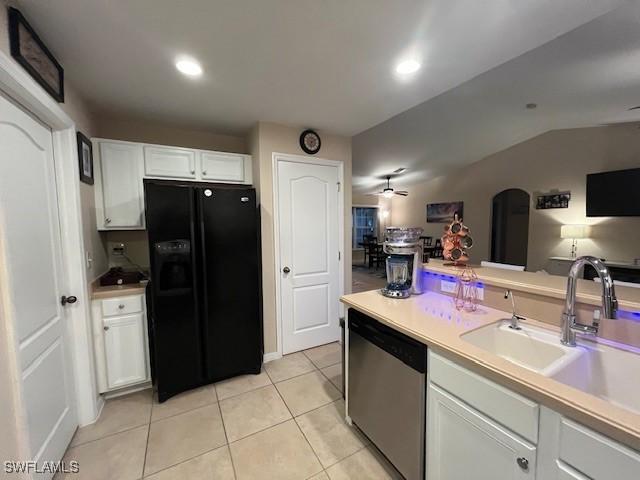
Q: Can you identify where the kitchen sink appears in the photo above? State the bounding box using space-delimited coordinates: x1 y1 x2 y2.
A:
462 320 582 376
552 340 640 414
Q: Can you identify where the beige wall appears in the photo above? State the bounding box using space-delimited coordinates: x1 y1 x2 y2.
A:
391 124 640 271
250 122 352 354
1 0 107 282
95 113 247 153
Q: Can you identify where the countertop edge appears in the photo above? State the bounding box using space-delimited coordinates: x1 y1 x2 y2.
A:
341 294 640 452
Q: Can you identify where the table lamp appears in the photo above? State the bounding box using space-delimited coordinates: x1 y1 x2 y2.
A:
560 224 591 258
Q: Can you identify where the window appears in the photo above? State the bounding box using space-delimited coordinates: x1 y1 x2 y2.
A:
352 207 378 248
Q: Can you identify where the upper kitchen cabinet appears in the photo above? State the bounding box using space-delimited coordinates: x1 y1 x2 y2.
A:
93 138 252 230
200 151 251 183
144 145 197 180
94 141 145 230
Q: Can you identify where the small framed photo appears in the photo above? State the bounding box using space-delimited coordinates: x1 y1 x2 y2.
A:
8 8 64 103
77 132 94 185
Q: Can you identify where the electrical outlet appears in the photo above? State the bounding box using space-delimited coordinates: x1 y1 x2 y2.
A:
440 279 457 293
440 278 484 300
112 243 126 256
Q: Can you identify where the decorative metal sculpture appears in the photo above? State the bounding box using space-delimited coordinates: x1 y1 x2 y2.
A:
442 214 473 267
454 267 479 312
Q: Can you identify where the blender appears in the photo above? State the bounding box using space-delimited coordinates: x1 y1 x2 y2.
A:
381 227 424 298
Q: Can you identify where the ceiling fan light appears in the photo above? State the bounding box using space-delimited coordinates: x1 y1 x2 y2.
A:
383 189 395 199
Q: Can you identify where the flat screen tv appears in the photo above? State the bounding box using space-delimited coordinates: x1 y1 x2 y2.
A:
586 167 640 217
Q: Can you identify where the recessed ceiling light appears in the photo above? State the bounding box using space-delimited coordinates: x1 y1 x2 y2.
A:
395 59 421 75
175 58 203 77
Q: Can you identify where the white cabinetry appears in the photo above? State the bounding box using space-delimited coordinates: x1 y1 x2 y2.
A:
200 151 250 182
538 406 640 480
427 352 537 480
95 141 145 230
144 145 197 179
426 351 640 480
428 384 536 479
94 139 252 230
92 293 150 393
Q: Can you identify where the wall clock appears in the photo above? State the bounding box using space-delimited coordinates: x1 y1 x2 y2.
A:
299 129 321 155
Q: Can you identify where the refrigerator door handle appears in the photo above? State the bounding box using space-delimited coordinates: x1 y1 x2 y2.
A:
197 189 211 378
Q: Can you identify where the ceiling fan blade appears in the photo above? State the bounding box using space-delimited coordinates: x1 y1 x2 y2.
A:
365 192 384 196
395 191 409 196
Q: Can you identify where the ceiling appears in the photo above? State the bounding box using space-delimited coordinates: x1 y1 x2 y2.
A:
17 0 621 136
353 0 640 192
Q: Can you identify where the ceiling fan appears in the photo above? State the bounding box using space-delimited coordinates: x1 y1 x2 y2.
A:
369 175 409 198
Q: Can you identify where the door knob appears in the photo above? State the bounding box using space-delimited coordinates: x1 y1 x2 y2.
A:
118 304 125 309
516 457 529 471
61 295 77 306
282 266 291 274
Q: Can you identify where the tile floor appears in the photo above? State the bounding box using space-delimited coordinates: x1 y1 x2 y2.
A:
57 342 400 480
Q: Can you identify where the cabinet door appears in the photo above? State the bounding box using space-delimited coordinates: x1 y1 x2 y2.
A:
200 152 246 182
427 384 537 480
99 142 144 229
144 145 196 179
103 313 148 389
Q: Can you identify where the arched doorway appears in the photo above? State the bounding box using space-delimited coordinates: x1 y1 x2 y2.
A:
490 189 530 267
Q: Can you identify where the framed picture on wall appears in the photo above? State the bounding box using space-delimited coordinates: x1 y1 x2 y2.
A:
8 7 65 102
427 201 464 223
77 132 94 185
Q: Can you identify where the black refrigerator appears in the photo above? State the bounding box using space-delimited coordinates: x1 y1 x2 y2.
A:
144 179 262 402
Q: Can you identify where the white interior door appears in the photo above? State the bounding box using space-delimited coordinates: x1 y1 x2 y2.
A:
277 157 341 354
0 94 77 477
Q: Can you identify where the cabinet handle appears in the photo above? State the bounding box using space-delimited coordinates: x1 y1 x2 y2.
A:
103 326 110 331
118 304 125 309
516 457 529 471
190 169 195 174
202 170 207 175
105 218 112 224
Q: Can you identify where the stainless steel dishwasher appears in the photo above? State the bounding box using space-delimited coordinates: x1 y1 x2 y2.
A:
348 308 427 480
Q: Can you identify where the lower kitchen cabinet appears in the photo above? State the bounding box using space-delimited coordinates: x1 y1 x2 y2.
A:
92 293 150 393
425 351 640 480
427 383 536 480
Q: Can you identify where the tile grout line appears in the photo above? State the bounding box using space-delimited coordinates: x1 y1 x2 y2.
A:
142 444 230 479
141 401 229 478
270 374 325 477
214 400 240 480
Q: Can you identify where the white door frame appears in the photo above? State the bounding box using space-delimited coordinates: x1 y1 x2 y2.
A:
0 50 101 433
272 152 345 358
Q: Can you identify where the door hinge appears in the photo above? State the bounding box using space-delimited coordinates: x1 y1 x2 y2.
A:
337 182 341 192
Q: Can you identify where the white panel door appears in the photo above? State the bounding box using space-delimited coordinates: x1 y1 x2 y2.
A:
103 313 148 389
99 142 144 228
200 152 245 182
427 384 537 480
144 145 196 179
0 94 76 477
277 158 341 353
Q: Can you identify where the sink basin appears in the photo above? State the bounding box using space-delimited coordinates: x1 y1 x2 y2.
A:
462 320 582 376
552 341 640 414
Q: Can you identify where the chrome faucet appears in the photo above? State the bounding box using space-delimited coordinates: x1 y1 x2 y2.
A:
504 290 524 330
561 255 618 346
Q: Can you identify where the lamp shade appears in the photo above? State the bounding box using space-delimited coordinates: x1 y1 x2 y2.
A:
561 224 591 239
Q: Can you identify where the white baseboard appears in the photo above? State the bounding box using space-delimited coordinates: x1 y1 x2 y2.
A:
264 351 282 363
